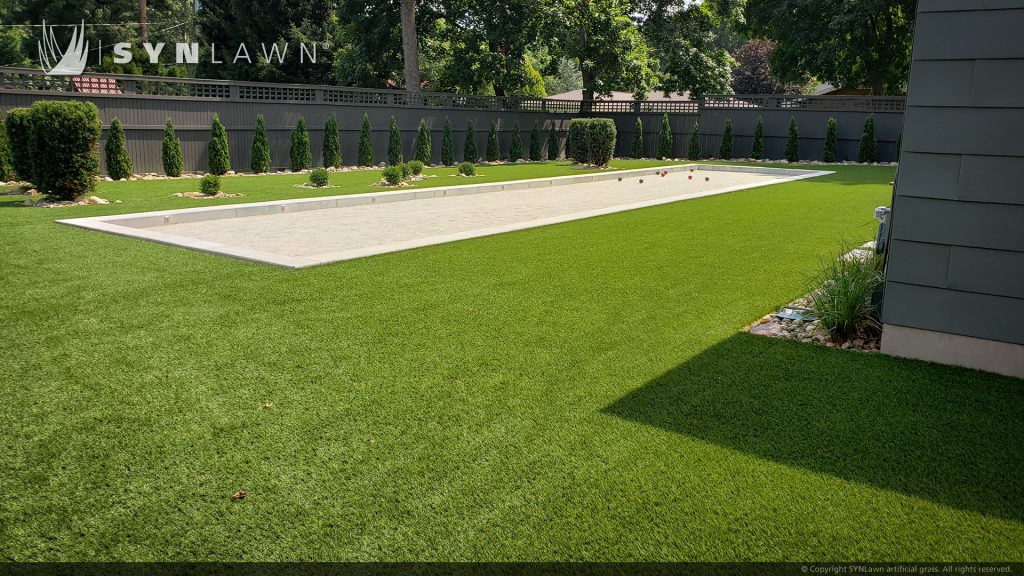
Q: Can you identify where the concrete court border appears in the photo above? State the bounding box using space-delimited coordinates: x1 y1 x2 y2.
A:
57 164 833 268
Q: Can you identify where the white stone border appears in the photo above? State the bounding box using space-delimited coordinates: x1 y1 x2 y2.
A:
57 164 833 268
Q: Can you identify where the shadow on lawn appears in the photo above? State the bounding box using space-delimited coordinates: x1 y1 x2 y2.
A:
603 333 1024 523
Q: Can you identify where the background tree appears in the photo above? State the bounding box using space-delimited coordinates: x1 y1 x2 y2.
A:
105 117 133 180
323 113 341 168
718 118 733 159
751 116 764 160
486 121 501 161
657 113 673 159
442 117 455 165
785 116 799 162
358 114 374 166
464 120 478 162
290 117 312 171
631 117 644 158
823 117 838 162
415 119 432 163
388 116 404 165
730 39 810 94
162 117 184 177
744 0 916 95
208 114 231 175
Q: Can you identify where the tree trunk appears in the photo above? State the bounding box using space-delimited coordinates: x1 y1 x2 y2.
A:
400 0 421 92
139 0 148 42
581 67 594 113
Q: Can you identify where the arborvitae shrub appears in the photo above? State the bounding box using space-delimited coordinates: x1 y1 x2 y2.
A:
200 174 220 195
387 116 403 165
458 161 476 176
162 117 184 176
657 113 673 159
529 122 542 161
104 117 132 180
323 113 341 168
0 119 13 182
290 116 312 171
858 113 877 163
631 117 644 158
687 121 700 160
29 100 101 199
823 117 838 162
309 167 330 187
6 108 34 182
751 117 764 160
566 118 616 166
509 121 523 162
382 165 402 185
547 124 558 160
250 115 271 173
208 113 230 175
785 117 800 162
441 117 455 166
408 160 424 175
566 119 584 163
463 120 478 162
718 118 733 160
486 121 500 161
415 119 431 163
358 114 374 166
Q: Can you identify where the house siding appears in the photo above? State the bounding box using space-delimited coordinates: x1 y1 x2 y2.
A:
883 0 1024 348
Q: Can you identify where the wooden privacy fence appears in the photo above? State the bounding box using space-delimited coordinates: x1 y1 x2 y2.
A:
0 66 905 173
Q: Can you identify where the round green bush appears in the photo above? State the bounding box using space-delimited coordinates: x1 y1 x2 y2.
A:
28 100 101 200
309 167 330 188
399 162 412 179
458 161 476 176
408 160 424 176
382 165 402 185
200 174 221 195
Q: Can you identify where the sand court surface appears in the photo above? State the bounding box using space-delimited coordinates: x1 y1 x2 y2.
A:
59 164 831 268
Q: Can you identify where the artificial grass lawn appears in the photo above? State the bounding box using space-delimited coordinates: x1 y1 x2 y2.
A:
1 163 1021 561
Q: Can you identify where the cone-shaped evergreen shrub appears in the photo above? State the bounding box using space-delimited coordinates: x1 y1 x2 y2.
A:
631 117 644 158
323 113 341 168
208 113 230 175
387 116 403 165
751 116 764 160
290 116 312 171
358 114 373 166
858 113 876 163
463 120 478 162
823 117 838 162
486 121 500 161
5 108 33 182
162 117 184 176
250 114 271 173
441 117 454 165
657 113 673 159
0 119 12 182
785 117 800 162
718 118 733 160
509 120 523 162
105 117 132 180
529 122 542 161
687 121 700 160
415 119 431 163
547 124 558 160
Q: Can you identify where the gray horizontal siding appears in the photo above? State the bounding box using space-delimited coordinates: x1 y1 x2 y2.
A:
883 0 1024 346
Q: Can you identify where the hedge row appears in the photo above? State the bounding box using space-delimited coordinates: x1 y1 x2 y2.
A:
566 118 616 167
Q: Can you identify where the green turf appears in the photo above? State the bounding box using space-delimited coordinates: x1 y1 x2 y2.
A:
1 162 1020 561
